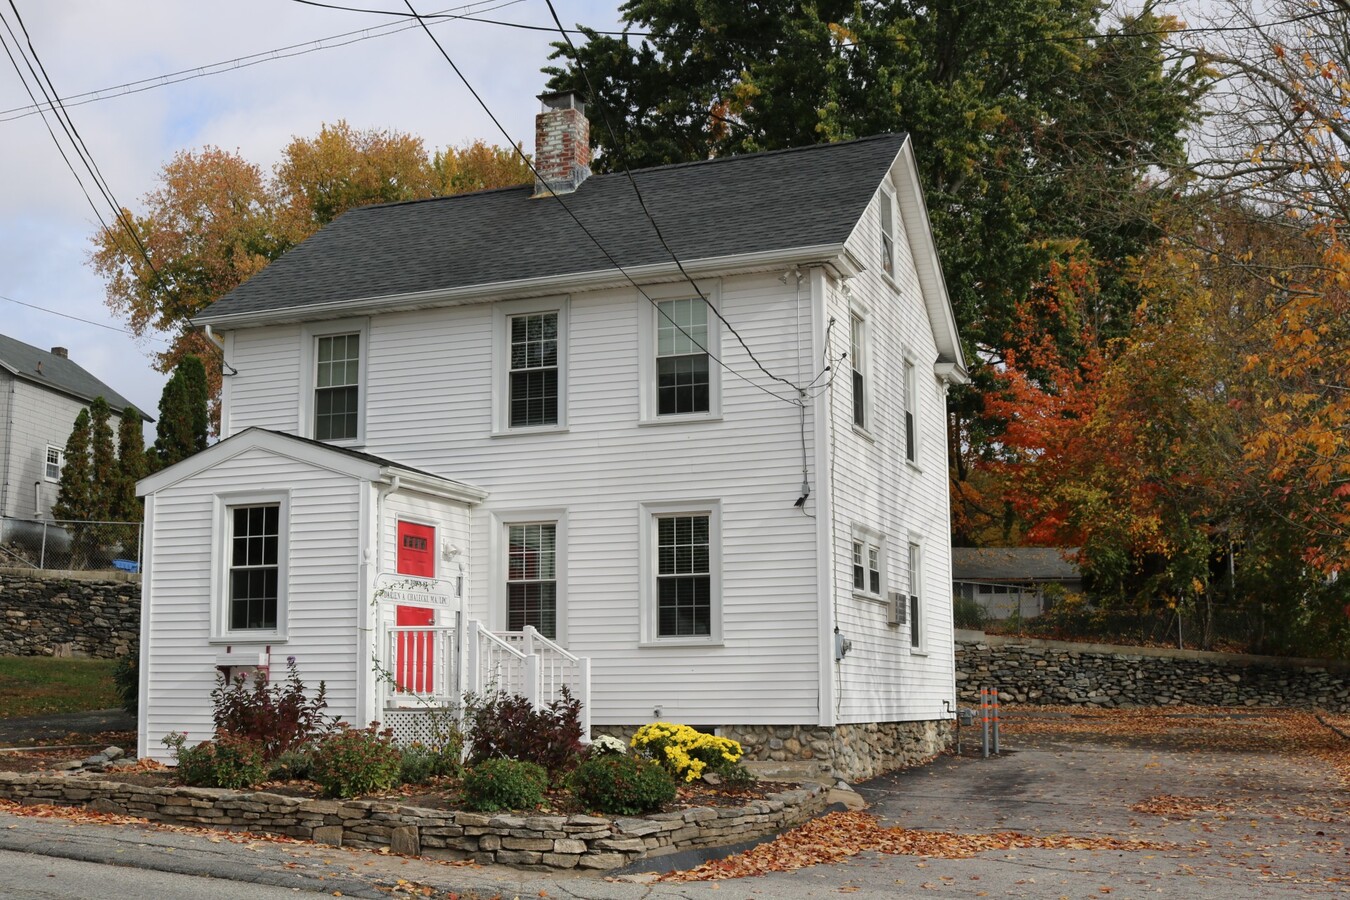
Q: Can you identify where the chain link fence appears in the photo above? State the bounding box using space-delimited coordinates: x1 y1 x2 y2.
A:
0 516 142 572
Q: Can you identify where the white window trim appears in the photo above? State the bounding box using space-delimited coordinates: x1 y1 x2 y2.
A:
638 499 723 646
488 508 568 646
637 280 723 425
43 445 63 483
878 184 899 286
908 534 927 654
850 524 887 602
298 318 369 447
209 490 291 644
492 296 569 436
849 301 875 441
902 350 922 471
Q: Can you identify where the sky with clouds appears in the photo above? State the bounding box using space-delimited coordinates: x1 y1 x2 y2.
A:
0 0 622 431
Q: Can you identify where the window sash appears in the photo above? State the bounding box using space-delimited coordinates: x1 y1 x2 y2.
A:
904 359 917 461
44 447 62 481
656 299 711 415
880 193 895 276
314 333 360 441
851 315 866 428
507 523 557 638
657 513 711 637
228 504 279 631
909 542 922 648
508 312 559 427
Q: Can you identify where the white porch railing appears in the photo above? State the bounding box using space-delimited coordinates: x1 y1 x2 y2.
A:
378 616 592 741
384 624 458 706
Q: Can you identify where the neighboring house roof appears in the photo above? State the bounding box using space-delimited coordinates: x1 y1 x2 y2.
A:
137 427 486 504
0 332 151 420
192 134 965 375
952 547 1081 582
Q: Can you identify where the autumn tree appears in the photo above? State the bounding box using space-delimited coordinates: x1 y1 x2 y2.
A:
91 127 531 424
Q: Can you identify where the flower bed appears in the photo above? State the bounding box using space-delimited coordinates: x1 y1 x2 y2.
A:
0 770 827 870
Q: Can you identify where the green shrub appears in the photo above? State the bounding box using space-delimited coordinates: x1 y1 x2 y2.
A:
267 747 314 781
569 754 676 815
953 593 987 630
112 654 138 717
162 732 266 790
399 738 463 785
309 724 403 798
461 758 548 812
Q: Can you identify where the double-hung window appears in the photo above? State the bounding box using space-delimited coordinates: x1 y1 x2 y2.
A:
228 503 281 632
508 312 559 428
908 541 924 649
507 522 557 638
852 531 884 599
656 298 710 416
494 298 567 433
641 500 721 643
44 446 63 482
657 513 711 637
903 357 918 463
851 314 868 430
879 190 896 277
314 333 360 442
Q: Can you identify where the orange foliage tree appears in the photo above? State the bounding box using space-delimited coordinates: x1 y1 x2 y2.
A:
90 127 532 426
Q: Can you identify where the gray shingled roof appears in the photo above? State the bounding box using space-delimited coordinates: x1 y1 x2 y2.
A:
258 428 466 486
196 134 908 322
952 548 1081 582
0 332 150 419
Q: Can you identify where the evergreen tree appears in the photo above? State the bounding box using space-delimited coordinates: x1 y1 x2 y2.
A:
113 405 147 522
52 408 92 522
154 355 208 467
88 397 117 522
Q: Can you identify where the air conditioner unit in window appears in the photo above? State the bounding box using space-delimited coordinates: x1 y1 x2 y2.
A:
887 591 906 626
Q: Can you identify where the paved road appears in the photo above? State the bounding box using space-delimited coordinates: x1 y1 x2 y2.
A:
0 849 312 899
0 712 1343 898
0 709 134 747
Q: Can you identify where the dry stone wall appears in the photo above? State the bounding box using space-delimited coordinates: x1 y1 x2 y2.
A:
956 632 1350 712
0 772 826 870
0 567 139 659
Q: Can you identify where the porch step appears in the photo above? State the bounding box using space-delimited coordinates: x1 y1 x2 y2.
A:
743 759 835 786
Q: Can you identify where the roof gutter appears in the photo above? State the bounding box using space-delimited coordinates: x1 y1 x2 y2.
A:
191 243 857 330
379 467 488 505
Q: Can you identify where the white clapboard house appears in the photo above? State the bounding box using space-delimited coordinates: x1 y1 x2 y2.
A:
136 94 968 779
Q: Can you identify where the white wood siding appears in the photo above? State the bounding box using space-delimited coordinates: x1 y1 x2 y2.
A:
1 379 90 520
826 177 957 724
226 273 823 727
139 446 363 760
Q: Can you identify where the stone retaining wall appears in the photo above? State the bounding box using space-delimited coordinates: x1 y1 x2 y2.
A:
956 632 1350 711
0 567 139 659
0 772 826 870
597 720 955 783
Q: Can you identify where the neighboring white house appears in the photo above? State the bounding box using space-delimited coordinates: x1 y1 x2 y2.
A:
953 547 1084 621
0 333 148 522
136 93 969 780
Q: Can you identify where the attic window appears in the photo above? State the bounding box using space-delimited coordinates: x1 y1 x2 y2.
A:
880 190 896 277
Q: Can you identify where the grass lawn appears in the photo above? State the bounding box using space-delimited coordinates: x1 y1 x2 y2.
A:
0 657 118 718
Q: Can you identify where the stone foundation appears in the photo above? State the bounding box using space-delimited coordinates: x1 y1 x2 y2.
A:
0 773 826 871
596 720 955 783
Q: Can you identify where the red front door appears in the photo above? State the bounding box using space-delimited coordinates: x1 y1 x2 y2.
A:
395 521 437 693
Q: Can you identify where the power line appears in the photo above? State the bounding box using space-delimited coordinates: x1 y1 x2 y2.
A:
394 0 799 406
0 0 526 123
0 293 171 343
541 0 800 396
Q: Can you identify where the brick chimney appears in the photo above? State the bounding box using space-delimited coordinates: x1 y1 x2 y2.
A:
533 91 590 197
50 347 68 359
